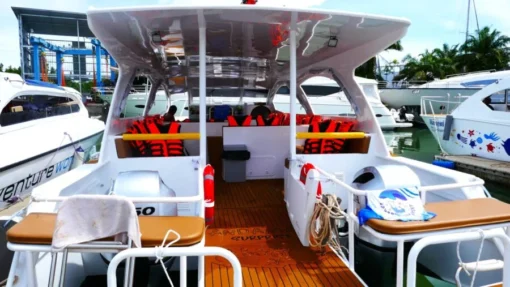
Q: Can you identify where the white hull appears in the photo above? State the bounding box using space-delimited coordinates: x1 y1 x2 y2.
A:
379 88 479 109
422 115 510 162
0 132 102 209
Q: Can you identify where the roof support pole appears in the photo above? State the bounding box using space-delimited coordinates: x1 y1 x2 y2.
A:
32 42 40 81
110 56 117 82
56 51 62 85
198 10 207 167
91 39 102 87
289 12 298 160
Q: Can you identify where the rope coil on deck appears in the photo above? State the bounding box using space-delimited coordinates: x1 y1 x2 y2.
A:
308 194 348 259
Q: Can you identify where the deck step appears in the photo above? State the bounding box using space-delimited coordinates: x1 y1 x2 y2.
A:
462 259 504 272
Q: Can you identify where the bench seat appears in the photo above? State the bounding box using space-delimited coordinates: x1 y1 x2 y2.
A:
366 198 510 235
7 213 205 247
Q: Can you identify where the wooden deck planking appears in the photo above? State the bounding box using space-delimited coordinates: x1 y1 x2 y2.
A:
204 178 363 287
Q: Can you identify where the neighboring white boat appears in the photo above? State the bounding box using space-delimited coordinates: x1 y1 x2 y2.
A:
379 70 510 123
0 73 105 210
422 77 510 162
4 5 510 287
273 76 413 130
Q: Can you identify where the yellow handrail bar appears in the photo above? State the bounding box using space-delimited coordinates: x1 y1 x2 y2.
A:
122 133 200 141
296 132 366 139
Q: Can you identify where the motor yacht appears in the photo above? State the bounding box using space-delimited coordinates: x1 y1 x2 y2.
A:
2 5 510 287
422 77 510 162
379 70 510 124
0 73 104 210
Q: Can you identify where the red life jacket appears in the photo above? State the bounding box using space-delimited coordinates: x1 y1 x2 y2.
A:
126 119 151 156
227 115 252 126
256 113 282 126
145 120 185 157
302 120 354 154
302 115 322 125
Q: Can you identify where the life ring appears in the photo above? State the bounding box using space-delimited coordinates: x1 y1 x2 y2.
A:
204 164 215 226
299 163 322 200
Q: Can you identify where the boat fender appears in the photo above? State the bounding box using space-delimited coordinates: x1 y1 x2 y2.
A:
442 115 453 141
432 160 455 169
299 163 322 200
204 164 215 226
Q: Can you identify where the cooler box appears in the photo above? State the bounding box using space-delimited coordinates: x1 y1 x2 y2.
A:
222 144 251 182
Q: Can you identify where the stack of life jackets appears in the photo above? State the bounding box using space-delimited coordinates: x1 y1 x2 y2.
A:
227 115 252 126
256 113 284 126
302 119 354 154
126 116 185 157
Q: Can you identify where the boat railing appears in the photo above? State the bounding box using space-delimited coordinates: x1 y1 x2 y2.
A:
295 157 485 269
295 158 492 287
445 69 496 78
107 246 243 287
420 94 470 115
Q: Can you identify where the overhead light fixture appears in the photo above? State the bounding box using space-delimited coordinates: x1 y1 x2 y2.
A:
328 36 338 47
152 32 162 43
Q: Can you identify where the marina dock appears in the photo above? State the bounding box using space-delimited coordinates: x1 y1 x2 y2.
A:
435 155 510 187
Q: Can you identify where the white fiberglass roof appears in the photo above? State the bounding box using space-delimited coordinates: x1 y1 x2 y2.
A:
87 5 409 91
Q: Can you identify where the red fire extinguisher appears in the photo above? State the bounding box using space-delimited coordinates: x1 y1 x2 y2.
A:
300 163 322 200
204 164 215 225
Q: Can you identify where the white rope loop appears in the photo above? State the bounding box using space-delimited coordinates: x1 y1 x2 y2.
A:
455 229 486 287
308 193 348 259
154 229 181 287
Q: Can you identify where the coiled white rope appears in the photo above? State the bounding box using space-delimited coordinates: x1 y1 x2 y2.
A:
154 229 181 287
308 193 348 259
455 229 486 287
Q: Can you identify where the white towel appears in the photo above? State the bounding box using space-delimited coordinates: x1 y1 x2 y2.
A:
52 194 142 250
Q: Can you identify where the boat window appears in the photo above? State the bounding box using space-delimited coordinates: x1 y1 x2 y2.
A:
489 90 506 104
171 99 189 117
0 94 80 127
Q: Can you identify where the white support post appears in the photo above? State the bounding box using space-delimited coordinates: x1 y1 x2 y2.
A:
198 10 207 167
26 252 36 287
347 192 355 270
6 251 20 287
180 256 187 287
198 255 205 287
396 240 404 287
289 11 298 161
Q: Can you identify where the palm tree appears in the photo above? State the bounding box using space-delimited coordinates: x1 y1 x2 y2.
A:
459 26 510 71
355 40 403 79
432 43 460 78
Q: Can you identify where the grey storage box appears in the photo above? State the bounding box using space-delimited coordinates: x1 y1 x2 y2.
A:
222 144 251 182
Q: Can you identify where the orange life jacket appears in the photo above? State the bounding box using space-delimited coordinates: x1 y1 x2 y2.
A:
302 115 322 125
302 120 354 154
227 115 252 126
145 120 185 157
256 113 282 126
126 119 151 156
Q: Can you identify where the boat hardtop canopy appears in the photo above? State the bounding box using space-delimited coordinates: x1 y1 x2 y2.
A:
88 5 410 163
87 5 409 93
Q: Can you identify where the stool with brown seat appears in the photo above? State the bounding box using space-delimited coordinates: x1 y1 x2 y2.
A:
5 202 205 287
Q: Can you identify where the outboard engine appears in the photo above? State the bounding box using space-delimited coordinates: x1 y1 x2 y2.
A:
96 171 178 279
111 170 178 216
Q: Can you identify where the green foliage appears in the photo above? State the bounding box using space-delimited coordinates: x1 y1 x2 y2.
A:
397 26 510 82
356 41 403 79
4 66 21 75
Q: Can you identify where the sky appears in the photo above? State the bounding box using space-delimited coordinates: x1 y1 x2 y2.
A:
0 0 509 69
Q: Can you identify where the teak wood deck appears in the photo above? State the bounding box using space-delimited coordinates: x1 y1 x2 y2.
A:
205 137 363 287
